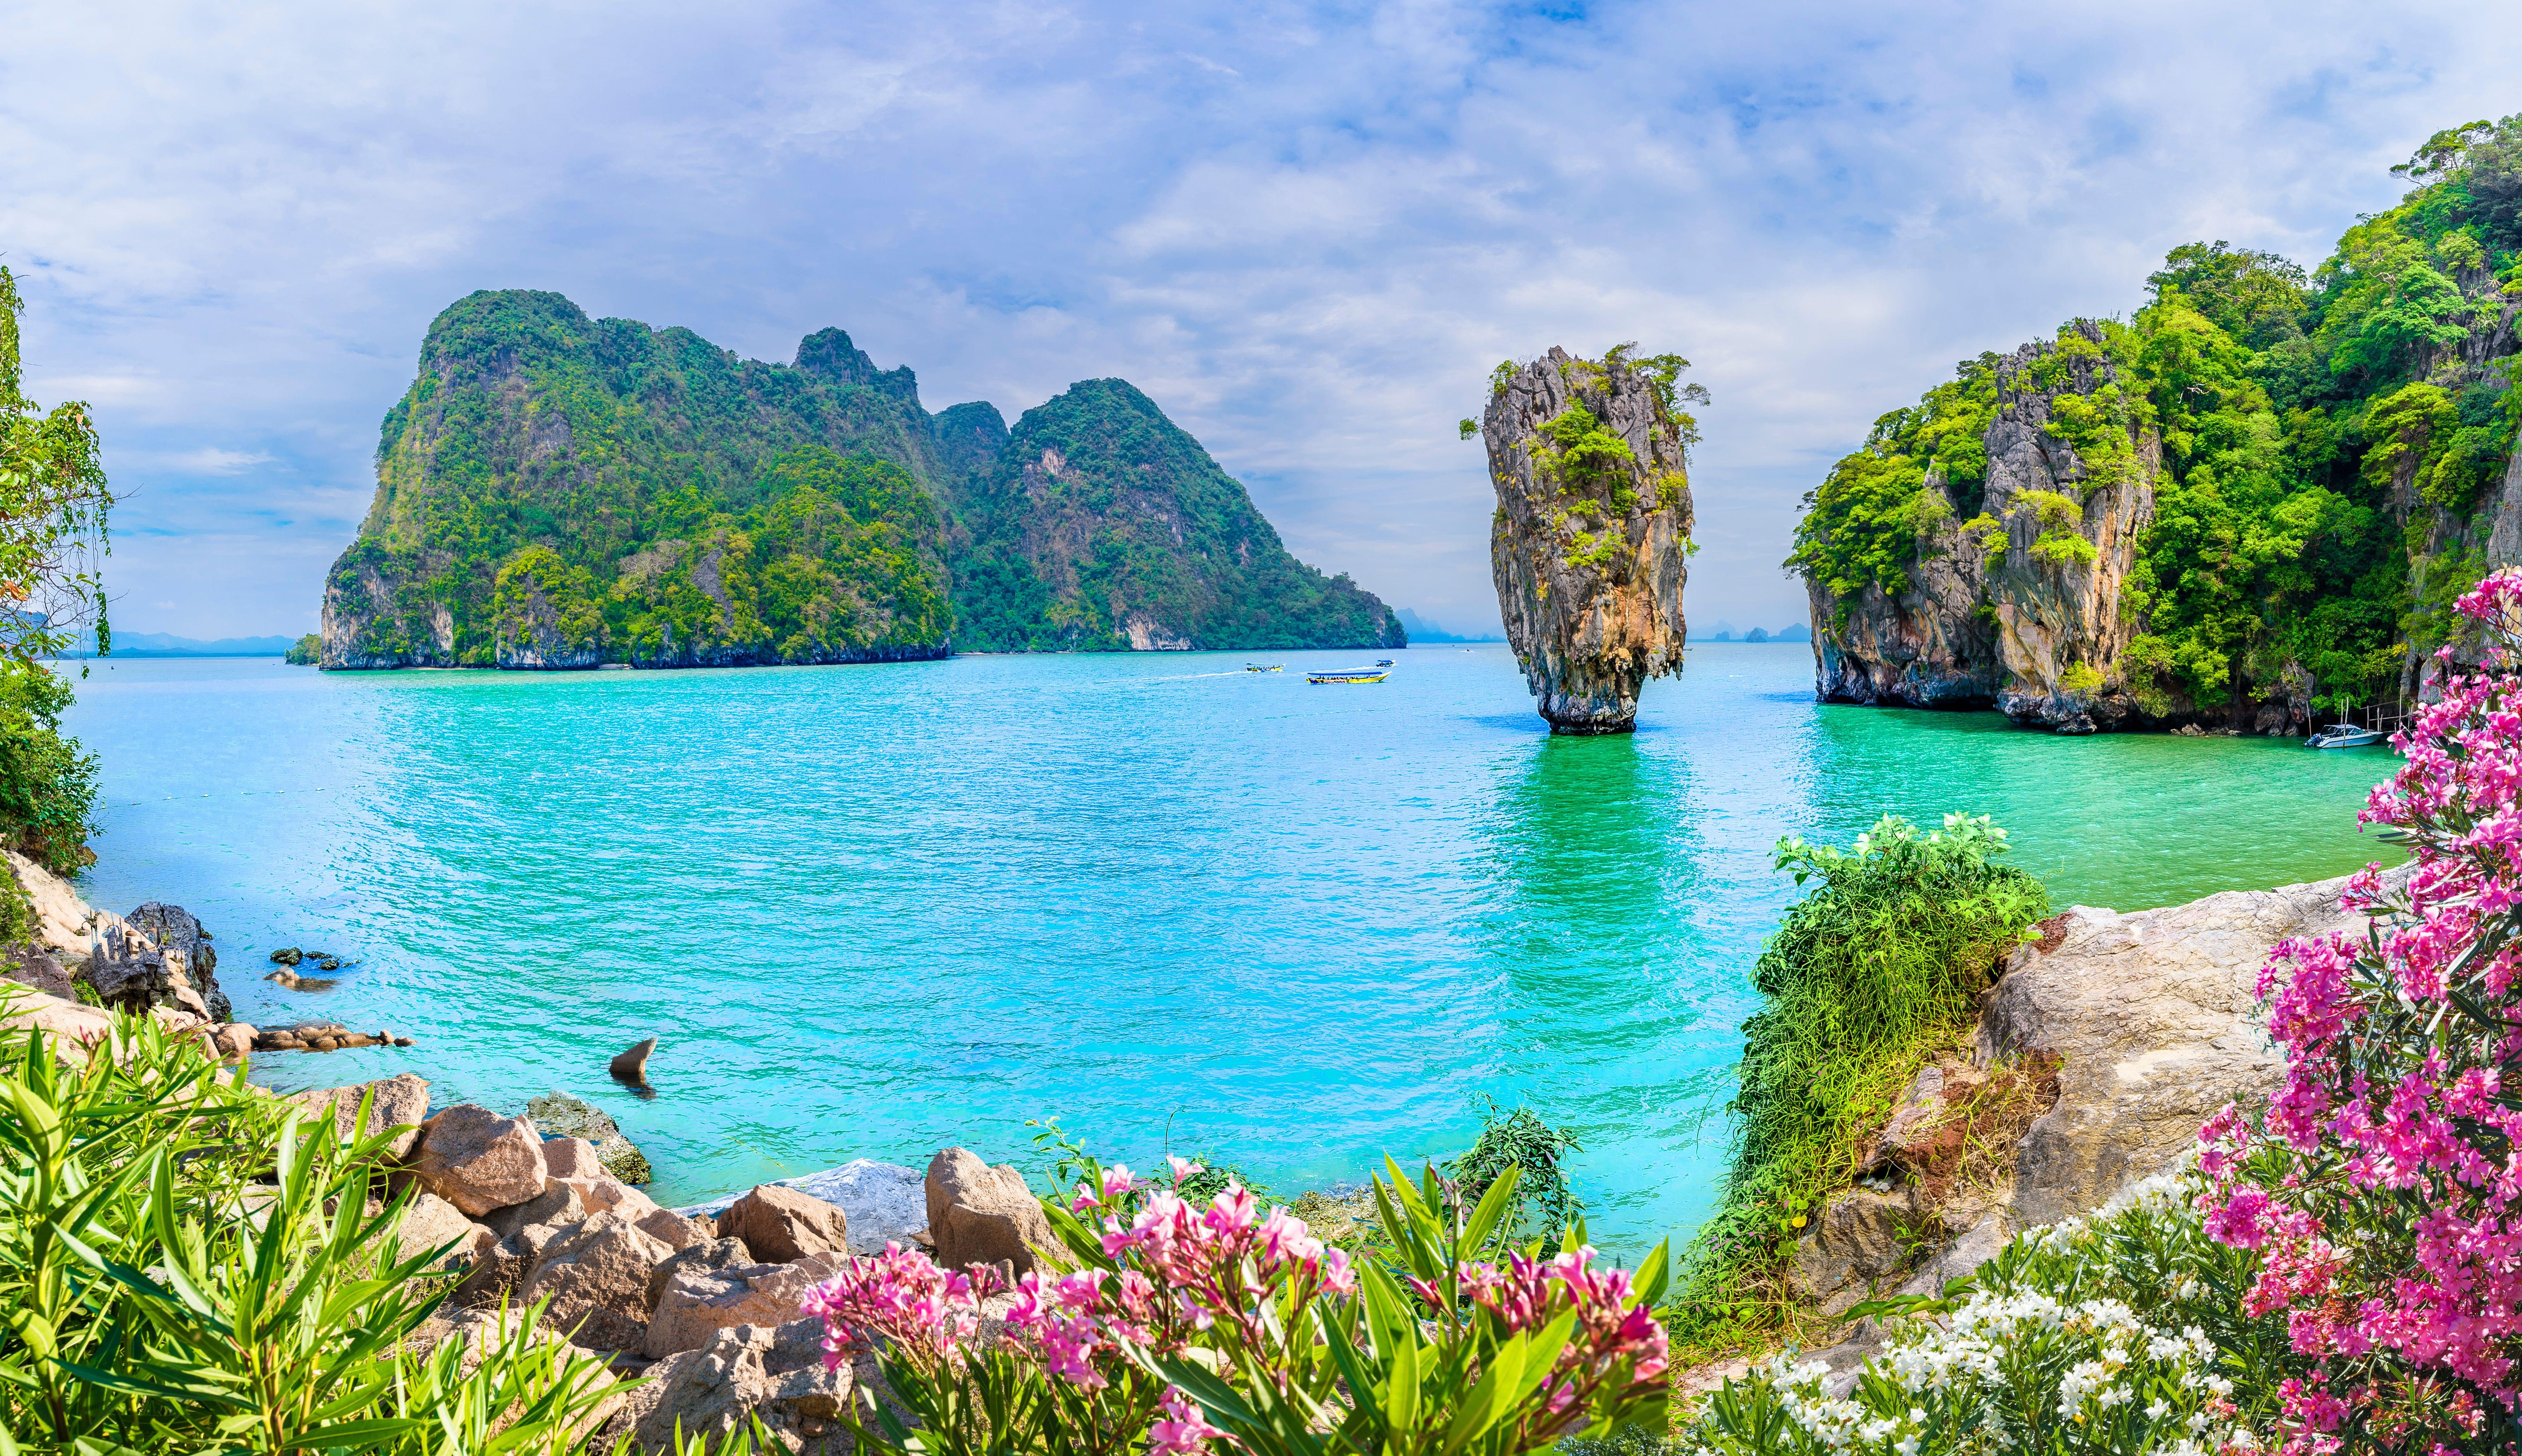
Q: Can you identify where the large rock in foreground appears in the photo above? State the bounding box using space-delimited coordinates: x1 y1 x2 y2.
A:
1482 347 1695 733
1793 865 2404 1357
413 1105 548 1216
1980 869 2402 1227
925 1148 1053 1275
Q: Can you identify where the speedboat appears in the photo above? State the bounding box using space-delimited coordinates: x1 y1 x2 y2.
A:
2305 725 2385 749
1375 659 1394 666
1244 664 1282 672
1307 666 1391 684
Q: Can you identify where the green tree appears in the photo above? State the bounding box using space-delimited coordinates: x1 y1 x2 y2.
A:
0 268 112 663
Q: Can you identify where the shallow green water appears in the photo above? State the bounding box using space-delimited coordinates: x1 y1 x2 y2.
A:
65 643 2398 1252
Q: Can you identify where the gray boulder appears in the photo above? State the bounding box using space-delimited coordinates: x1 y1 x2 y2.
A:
596 1318 859 1454
485 1179 586 1241
522 1212 676 1352
646 1234 754 1314
643 1258 839 1360
1981 869 2400 1227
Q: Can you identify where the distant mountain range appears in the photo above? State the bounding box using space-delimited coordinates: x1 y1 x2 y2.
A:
1394 608 1503 643
1702 623 1811 643
57 631 296 658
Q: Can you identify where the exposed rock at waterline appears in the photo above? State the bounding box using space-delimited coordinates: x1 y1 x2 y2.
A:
528 1090 652 1184
926 1147 1054 1275
608 1037 657 1083
719 1184 850 1265
1482 348 1694 734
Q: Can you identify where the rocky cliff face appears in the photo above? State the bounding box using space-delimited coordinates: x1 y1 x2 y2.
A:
1807 325 2170 734
1805 522 1996 709
1979 327 2161 732
1482 349 1694 733
320 291 1398 668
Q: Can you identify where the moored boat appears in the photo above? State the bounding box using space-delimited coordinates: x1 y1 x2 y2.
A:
2305 725 2385 749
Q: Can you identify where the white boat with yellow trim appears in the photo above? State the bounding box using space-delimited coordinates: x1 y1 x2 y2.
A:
1307 665 1392 684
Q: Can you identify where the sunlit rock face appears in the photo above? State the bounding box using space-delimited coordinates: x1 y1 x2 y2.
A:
1482 347 1695 735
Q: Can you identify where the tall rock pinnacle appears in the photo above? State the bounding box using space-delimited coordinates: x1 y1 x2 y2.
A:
1480 346 1699 734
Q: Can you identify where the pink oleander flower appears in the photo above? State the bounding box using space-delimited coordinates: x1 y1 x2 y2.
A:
2200 566 2522 1451
799 1242 991 1371
1147 1386 1223 1456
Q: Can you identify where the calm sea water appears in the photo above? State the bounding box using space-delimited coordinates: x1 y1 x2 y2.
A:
65 643 2399 1253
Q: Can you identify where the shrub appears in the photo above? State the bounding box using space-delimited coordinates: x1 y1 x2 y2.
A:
1448 1097 1585 1244
0 659 100 872
1667 815 2049 1355
2188 567 2522 1454
1682 1171 2294 1456
810 1154 1672 1456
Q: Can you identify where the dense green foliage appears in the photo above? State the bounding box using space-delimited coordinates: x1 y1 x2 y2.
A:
329 291 1398 665
951 379 1400 652
0 1009 687 1454
1790 116 2522 712
283 633 320 665
0 268 113 666
1667 815 2048 1354
0 662 100 873
0 274 107 871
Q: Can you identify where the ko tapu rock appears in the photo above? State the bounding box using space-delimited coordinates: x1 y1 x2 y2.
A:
1480 346 1698 734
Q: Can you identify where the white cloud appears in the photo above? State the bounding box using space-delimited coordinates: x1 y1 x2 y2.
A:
164 447 276 476
4 0 2520 638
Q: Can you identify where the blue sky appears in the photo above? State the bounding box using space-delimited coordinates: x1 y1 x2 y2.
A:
7 1 2521 640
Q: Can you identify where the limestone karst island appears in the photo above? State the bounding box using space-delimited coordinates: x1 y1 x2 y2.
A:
9 11 2522 1453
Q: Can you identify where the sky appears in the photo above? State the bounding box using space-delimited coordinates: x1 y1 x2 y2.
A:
7 2 2522 641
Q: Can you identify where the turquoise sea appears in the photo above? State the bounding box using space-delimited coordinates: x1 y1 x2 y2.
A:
66 643 2401 1254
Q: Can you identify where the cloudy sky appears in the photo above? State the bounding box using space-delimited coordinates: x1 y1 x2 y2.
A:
7 1 2521 641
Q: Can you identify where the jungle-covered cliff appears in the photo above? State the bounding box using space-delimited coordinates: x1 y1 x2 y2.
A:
320 290 1402 669
1790 116 2522 732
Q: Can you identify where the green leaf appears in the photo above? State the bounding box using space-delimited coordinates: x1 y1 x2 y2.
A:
1439 1333 1522 1456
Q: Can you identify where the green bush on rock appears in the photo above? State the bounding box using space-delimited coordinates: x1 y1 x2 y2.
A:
1667 814 2050 1358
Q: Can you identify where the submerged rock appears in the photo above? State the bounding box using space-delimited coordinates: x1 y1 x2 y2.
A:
1480 347 1696 733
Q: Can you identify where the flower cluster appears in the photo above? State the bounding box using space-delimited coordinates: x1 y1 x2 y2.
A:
797 1241 998 1371
2193 568 2522 1452
1688 1169 2275 1456
1410 1245 1670 1417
